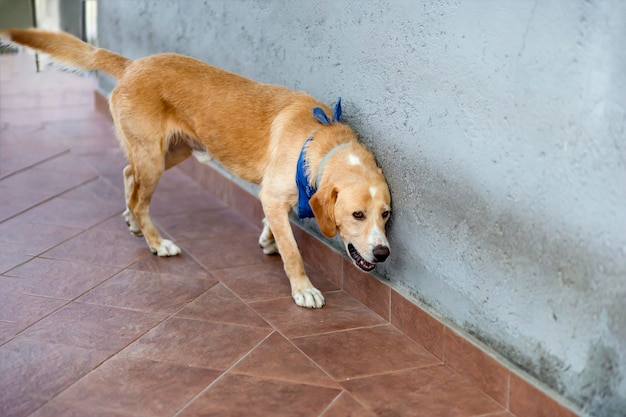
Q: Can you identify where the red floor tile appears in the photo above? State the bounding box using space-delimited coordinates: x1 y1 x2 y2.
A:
342 258 391 320
0 338 110 416
298 230 344 287
78 148 127 183
79 269 215 314
3 257 119 300
293 324 439 380
0 218 83 255
60 177 124 205
445 328 510 407
28 400 138 417
214 262 339 304
128 250 215 280
0 321 23 346
55 356 220 417
0 241 33 274
342 366 505 417
175 282 270 328
34 151 98 175
0 280 66 327
250 291 387 338
150 186 227 216
509 372 579 417
230 332 339 388
155 208 259 241
0 89 94 111
0 167 97 197
121 317 271 370
0 148 68 180
178 373 340 417
42 228 148 267
319 391 377 417
390 289 445 360
20 302 164 352
15 196 121 229
180 232 280 270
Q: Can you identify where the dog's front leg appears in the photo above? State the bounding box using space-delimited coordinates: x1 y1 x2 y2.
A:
260 197 325 308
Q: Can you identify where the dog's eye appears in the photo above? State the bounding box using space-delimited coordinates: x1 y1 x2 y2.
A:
382 210 390 219
352 211 364 220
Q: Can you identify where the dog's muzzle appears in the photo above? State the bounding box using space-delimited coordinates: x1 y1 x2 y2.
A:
348 243 390 272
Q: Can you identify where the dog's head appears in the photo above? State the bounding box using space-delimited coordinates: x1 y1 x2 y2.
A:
310 149 391 272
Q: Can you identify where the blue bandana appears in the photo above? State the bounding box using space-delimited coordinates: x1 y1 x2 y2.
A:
295 98 342 220
296 137 316 219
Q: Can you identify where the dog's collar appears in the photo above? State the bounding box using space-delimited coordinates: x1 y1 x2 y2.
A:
295 98 344 220
315 143 349 188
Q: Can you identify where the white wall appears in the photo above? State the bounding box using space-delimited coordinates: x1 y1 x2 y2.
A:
97 1 626 415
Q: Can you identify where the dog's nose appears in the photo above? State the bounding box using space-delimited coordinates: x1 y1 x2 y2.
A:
373 245 390 263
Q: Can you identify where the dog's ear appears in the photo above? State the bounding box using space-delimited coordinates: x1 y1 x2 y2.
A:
310 184 338 237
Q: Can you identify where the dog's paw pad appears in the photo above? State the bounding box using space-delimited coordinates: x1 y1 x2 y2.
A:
293 288 325 309
154 239 181 257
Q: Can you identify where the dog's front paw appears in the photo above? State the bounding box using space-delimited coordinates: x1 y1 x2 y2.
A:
123 208 142 236
152 239 181 257
293 287 325 309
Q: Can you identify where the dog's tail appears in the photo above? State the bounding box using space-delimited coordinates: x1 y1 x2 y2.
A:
0 28 131 79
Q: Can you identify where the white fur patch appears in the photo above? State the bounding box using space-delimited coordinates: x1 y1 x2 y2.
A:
369 224 389 249
258 218 279 255
123 208 142 235
369 186 377 198
348 154 362 165
192 150 213 165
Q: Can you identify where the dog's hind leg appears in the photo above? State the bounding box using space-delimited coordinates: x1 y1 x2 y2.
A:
122 131 181 257
122 165 142 236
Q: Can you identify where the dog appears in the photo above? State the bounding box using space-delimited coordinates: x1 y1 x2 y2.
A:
1 29 392 308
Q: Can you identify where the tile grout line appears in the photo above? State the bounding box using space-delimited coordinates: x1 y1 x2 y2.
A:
0 148 70 181
0 174 100 225
171 330 278 417
278 327 346 386
338 362 443 384
29 259 208 415
316 391 345 417
288 322 390 340
439 353 510 414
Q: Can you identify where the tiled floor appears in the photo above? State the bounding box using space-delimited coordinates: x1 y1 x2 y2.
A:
0 52 518 417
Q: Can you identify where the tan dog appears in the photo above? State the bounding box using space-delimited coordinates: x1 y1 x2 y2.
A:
2 29 391 308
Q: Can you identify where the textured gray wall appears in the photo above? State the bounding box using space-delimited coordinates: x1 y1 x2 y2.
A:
97 1 626 415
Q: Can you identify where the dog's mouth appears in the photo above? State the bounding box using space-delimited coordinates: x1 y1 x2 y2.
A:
348 244 376 272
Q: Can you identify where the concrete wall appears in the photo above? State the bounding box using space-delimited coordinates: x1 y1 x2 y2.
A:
0 0 32 30
96 1 626 415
